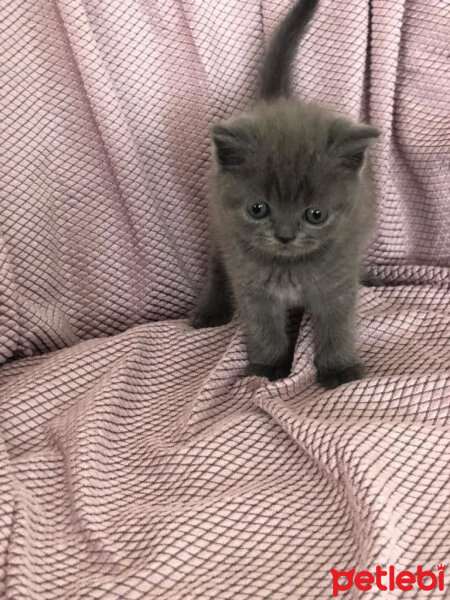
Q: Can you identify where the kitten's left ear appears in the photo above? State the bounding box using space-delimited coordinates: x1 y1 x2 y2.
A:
211 123 256 169
329 122 380 170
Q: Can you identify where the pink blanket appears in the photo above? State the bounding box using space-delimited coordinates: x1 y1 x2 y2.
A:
1 0 449 597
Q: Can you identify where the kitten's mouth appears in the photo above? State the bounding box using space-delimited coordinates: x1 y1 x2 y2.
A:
277 245 296 256
274 241 319 257
247 239 320 259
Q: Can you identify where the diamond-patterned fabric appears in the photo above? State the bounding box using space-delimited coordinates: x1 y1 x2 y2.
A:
0 0 449 598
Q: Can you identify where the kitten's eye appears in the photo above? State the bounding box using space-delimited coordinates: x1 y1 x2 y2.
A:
304 207 328 225
247 202 270 219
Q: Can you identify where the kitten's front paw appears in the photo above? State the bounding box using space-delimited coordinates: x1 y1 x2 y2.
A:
248 360 291 381
316 363 364 389
189 309 232 329
361 273 383 287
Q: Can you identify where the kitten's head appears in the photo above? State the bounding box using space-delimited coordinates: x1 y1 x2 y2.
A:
211 100 379 259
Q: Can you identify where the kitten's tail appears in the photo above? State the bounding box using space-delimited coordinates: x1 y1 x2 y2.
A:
259 0 320 100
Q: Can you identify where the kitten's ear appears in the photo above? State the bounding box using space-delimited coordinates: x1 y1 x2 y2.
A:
328 121 380 170
211 124 256 169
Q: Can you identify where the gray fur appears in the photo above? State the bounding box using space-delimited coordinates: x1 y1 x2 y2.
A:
259 0 319 99
190 0 379 388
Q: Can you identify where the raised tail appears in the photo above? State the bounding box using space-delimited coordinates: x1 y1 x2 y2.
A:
259 0 320 100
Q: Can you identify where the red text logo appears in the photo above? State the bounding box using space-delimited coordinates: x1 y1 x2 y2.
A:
330 565 445 597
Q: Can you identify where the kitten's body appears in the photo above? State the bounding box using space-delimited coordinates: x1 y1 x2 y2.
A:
190 0 379 388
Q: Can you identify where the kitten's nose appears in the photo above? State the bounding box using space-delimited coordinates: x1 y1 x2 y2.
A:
276 234 295 244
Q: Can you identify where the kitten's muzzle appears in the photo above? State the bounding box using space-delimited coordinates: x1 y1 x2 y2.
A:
275 234 296 244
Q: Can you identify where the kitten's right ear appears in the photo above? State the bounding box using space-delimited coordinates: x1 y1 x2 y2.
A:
328 121 380 171
211 124 255 169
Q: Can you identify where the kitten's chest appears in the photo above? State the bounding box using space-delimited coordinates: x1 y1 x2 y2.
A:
262 263 304 306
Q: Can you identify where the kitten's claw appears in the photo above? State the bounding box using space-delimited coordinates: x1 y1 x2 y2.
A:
189 310 232 329
248 360 291 381
316 363 364 389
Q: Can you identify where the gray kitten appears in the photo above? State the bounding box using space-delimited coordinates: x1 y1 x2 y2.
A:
190 0 379 388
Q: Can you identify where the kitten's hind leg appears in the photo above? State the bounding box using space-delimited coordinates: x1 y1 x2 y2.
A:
189 253 234 328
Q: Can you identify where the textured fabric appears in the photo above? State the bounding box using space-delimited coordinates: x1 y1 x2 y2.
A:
1 0 449 351
1 284 449 598
0 0 449 598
